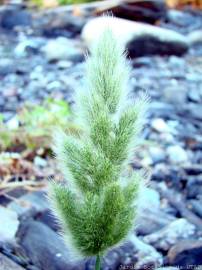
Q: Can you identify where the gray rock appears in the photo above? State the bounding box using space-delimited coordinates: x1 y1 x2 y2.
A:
162 85 187 104
143 218 196 251
168 240 202 266
32 11 86 35
0 59 16 76
188 103 202 120
167 145 188 164
16 220 84 270
168 56 186 69
149 146 166 164
151 118 170 133
188 88 201 102
88 235 163 269
136 207 175 235
57 60 72 69
0 206 19 242
140 187 161 210
41 37 83 62
8 191 48 216
0 253 25 270
82 17 188 57
129 235 163 269
14 39 42 58
189 199 202 218
188 30 202 45
166 9 195 27
0 6 32 30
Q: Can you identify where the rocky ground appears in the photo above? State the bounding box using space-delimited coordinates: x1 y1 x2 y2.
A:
0 3 202 270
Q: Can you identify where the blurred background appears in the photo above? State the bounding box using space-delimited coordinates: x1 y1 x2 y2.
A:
0 0 202 269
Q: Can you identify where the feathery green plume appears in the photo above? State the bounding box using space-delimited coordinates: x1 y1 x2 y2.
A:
49 27 148 269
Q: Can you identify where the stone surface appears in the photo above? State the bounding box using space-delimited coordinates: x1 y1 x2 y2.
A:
188 30 202 45
41 37 83 62
0 58 16 76
8 191 48 216
167 145 188 164
151 118 170 133
189 199 202 218
0 6 32 30
0 253 25 270
16 220 84 270
168 240 202 266
137 207 175 235
82 17 189 57
139 187 161 210
129 235 163 269
0 206 19 242
149 146 166 163
143 218 196 251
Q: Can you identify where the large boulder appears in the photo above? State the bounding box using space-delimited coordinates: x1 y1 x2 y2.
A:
16 220 84 270
82 16 189 57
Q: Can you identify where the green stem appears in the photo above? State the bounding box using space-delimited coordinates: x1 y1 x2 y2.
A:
95 254 101 270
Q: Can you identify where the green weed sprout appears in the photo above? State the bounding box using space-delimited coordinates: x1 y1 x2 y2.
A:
49 28 148 270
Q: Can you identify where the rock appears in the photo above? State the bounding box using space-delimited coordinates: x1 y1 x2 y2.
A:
106 0 166 24
136 207 175 235
0 59 16 76
144 218 196 251
129 235 163 269
14 39 42 58
0 6 32 30
0 253 25 270
188 103 202 120
0 206 19 242
188 88 201 103
34 209 60 232
168 240 202 266
33 11 86 36
168 55 186 69
149 146 166 164
189 199 202 218
151 118 170 133
8 191 48 216
102 235 163 269
166 9 196 28
140 187 161 210
57 60 72 69
41 37 83 62
162 85 187 104
188 30 202 45
16 220 84 270
2 87 17 100
184 164 202 175
82 17 188 57
167 145 188 164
